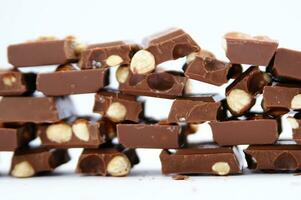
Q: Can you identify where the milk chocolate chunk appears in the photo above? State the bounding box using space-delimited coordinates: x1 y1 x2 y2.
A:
0 123 37 151
160 145 242 175
10 148 70 178
37 66 109 96
119 71 187 99
210 119 280 145
80 41 140 69
117 124 184 148
0 70 36 96
93 91 143 123
226 66 271 116
76 145 139 177
244 144 301 172
38 118 109 149
224 32 278 66
8 37 78 67
271 48 301 81
167 96 222 123
143 28 200 64
184 51 242 86
263 85 301 113
0 96 73 123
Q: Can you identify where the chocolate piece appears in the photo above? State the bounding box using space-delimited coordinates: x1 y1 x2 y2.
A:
244 144 301 172
37 66 109 96
76 145 139 176
38 119 108 149
226 66 271 116
263 85 301 113
0 123 37 151
10 148 70 178
80 41 140 69
160 145 242 175
93 91 143 123
117 123 184 148
167 96 222 123
8 37 78 67
184 51 242 86
209 119 280 145
0 71 36 96
224 32 278 66
0 96 73 123
119 71 187 99
143 28 200 64
271 48 301 81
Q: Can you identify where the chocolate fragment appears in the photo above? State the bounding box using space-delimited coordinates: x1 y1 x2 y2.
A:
0 123 37 151
117 123 184 149
224 32 278 66
10 148 70 178
37 66 109 96
0 70 36 96
76 145 139 176
0 96 73 123
172 175 189 180
93 91 143 123
209 118 280 145
8 37 78 67
80 41 140 69
160 145 242 175
244 144 301 172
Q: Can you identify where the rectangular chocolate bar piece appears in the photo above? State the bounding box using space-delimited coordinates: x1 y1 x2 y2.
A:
117 123 184 148
184 50 242 86
38 118 108 148
93 90 143 123
160 145 242 175
0 96 73 123
271 48 301 81
244 144 301 172
119 71 187 99
76 145 139 177
8 37 78 67
167 96 222 123
0 123 37 151
0 70 36 96
10 148 70 178
209 118 280 145
80 41 140 69
224 32 278 66
37 65 109 96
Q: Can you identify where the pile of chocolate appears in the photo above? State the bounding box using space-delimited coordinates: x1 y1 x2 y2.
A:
1 29 301 178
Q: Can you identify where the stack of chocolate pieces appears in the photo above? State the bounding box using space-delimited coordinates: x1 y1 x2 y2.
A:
2 28 301 178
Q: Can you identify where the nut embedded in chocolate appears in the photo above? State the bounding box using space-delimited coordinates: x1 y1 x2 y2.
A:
11 161 35 178
106 155 131 177
72 119 90 142
211 162 231 176
130 50 155 75
116 65 130 83
46 122 72 143
226 89 254 115
106 102 127 123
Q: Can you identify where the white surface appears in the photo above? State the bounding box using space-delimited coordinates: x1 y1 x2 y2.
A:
1 0 301 199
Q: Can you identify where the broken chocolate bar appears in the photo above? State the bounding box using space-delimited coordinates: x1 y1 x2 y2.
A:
119 71 187 99
37 65 109 96
10 148 70 178
0 70 36 96
93 91 143 123
80 41 140 69
210 118 280 145
0 123 37 151
38 119 108 149
167 96 222 123
184 50 242 86
160 144 242 175
224 32 278 66
8 37 78 67
117 123 185 148
244 144 301 172
0 96 73 123
226 66 271 116
76 145 139 176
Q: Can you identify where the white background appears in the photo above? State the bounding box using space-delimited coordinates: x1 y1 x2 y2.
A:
1 0 301 199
